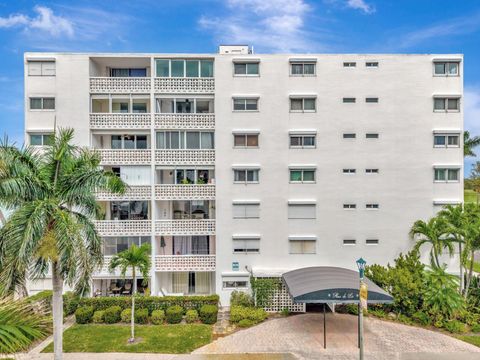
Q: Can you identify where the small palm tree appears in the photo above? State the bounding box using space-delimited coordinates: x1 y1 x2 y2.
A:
410 217 453 268
0 297 51 354
0 128 126 360
464 131 480 157
109 243 151 343
463 204 480 298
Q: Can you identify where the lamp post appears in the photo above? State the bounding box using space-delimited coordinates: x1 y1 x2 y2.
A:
356 257 367 360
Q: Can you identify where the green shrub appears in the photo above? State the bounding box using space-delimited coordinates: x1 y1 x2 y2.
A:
397 314 414 325
166 305 184 324
103 306 122 324
444 320 468 334
63 292 80 316
75 306 94 324
151 309 165 325
121 308 131 323
230 306 267 324
199 304 218 324
135 308 149 324
412 311 431 326
368 308 387 319
185 309 199 323
238 319 255 328
280 308 290 317
27 290 53 307
230 290 254 307
471 323 480 333
92 310 105 323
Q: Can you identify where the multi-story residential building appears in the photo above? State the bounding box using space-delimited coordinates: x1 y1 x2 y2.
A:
24 46 463 307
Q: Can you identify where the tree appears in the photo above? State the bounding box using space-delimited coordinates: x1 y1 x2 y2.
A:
109 243 150 343
0 128 126 360
464 131 480 157
462 204 480 298
410 217 454 268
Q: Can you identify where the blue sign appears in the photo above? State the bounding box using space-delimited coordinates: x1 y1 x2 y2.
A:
232 262 239 271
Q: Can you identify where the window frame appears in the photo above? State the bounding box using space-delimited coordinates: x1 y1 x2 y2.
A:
232 98 259 112
366 203 380 210
233 169 260 184
29 133 54 146
289 168 316 183
222 280 249 289
343 133 356 139
289 97 316 112
232 235 260 254
433 61 460 77
343 97 356 103
365 62 379 68
289 134 316 149
287 203 316 219
27 61 56 76
365 97 379 103
233 62 260 77
433 97 460 112
433 134 460 148
29 97 55 111
434 168 460 183
233 133 259 148
366 239 379 245
366 133 379 139
289 239 317 254
343 239 356 245
343 62 356 67
155 59 214 78
365 168 379 174
343 204 357 210
342 168 356 174
290 62 316 76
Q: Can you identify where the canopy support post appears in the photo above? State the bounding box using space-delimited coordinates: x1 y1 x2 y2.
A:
358 303 360 348
323 303 326 349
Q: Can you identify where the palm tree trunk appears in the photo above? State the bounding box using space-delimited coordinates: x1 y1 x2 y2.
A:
459 243 463 295
130 267 136 341
52 262 64 360
464 250 475 299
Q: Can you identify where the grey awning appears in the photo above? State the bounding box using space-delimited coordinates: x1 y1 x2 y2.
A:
282 266 393 304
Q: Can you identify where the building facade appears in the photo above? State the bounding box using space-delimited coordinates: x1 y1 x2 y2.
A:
24 46 463 305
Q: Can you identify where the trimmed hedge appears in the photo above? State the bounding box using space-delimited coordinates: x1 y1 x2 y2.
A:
104 306 122 324
238 319 255 328
135 308 149 324
92 310 105 323
199 304 218 324
78 295 219 313
230 306 267 324
151 309 165 325
166 305 184 324
121 308 131 323
75 306 94 324
28 290 80 316
185 309 199 323
444 320 468 334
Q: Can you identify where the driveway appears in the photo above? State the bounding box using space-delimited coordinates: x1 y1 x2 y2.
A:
194 313 480 360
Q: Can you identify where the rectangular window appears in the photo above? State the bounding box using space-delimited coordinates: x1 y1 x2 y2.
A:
232 237 260 254
366 239 379 245
186 60 200 77
29 97 55 110
343 62 356 67
366 133 379 139
234 169 259 183
290 97 316 112
29 133 54 146
343 97 356 103
433 61 460 76
156 131 213 149
366 97 379 103
343 133 356 139
289 134 316 148
288 204 316 219
343 204 356 209
232 204 260 218
290 62 316 76
234 62 259 76
155 59 213 77
434 168 459 182
343 239 356 245
28 61 56 76
434 97 460 112
366 203 379 209
434 134 460 148
110 68 147 77
289 240 316 254
234 134 259 148
233 98 258 111
366 168 379 174
343 169 356 174
289 169 315 183
223 280 249 289
366 62 378 68
111 135 148 150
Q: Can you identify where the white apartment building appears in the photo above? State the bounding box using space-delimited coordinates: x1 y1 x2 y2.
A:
24 46 463 306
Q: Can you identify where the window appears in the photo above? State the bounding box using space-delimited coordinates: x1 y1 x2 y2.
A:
155 59 213 77
234 169 259 183
343 62 356 67
434 168 460 182
343 204 356 209
434 134 460 148
30 97 55 110
290 62 316 76
433 61 460 76
103 236 150 255
289 239 316 254
366 239 379 245
343 97 356 103
112 135 148 150
27 61 55 76
234 134 259 148
343 133 356 139
156 98 214 114
232 236 260 253
232 203 260 218
343 239 356 245
233 98 258 111
366 62 378 68
366 168 379 174
366 203 379 209
366 97 378 103
289 134 316 148
29 133 54 146
110 68 147 77
343 169 356 174
111 201 148 220
156 131 214 149
234 62 259 76
290 97 316 112
288 204 316 219
434 97 460 112
366 133 379 139
223 280 249 289
289 169 315 183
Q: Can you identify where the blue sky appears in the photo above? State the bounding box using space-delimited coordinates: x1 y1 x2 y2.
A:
0 0 479 174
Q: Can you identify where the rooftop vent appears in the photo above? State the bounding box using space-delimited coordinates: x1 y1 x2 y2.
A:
218 45 253 55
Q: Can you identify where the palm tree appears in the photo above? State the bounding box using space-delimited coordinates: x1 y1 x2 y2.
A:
0 128 126 360
464 131 480 157
109 243 150 343
0 297 51 354
410 217 454 268
463 203 480 298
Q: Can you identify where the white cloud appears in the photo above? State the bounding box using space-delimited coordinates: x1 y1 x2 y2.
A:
346 0 375 14
0 6 74 38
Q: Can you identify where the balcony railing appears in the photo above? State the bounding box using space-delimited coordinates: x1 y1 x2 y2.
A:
155 219 215 235
96 185 152 201
155 150 214 165
155 255 216 272
94 256 134 277
90 77 151 93
154 113 215 130
98 149 152 165
94 220 152 236
155 184 215 200
90 113 151 130
154 77 214 93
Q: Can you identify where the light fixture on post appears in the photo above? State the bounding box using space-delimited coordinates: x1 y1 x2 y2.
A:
356 257 367 360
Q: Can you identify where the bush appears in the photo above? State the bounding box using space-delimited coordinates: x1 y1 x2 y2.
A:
230 290 254 307
471 323 480 333
135 308 149 324
280 308 290 317
27 290 53 307
75 306 94 324
412 311 431 326
151 309 165 325
199 304 218 324
121 308 131 323
92 310 105 323
63 292 80 316
238 319 255 328
444 320 468 334
166 305 184 324
185 309 199 323
230 306 267 324
103 306 122 324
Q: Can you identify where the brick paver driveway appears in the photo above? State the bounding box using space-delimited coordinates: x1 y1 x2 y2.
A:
194 313 480 360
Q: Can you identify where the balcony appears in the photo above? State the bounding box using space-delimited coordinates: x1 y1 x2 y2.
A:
154 113 215 130
154 78 214 94
155 219 215 235
155 184 215 200
98 149 152 165
155 255 216 272
94 220 152 236
90 113 151 130
155 150 215 166
96 185 151 201
90 77 151 93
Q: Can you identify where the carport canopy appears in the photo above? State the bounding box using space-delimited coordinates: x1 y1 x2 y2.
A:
282 266 393 304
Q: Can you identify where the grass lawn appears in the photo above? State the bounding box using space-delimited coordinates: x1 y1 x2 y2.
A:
42 324 212 353
457 335 480 347
465 190 478 204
